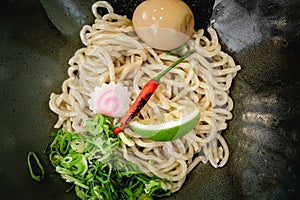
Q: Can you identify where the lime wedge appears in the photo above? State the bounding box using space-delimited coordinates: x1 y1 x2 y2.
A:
129 105 200 141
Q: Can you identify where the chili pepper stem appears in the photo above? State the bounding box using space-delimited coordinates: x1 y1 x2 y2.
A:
152 50 195 83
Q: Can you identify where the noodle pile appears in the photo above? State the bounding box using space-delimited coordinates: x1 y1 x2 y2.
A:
49 1 240 192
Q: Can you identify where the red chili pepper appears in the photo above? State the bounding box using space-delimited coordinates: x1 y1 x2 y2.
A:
113 50 194 135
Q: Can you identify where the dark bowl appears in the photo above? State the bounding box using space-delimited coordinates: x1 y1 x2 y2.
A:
1 0 299 199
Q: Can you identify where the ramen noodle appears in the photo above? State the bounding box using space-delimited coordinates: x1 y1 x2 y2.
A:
49 1 241 192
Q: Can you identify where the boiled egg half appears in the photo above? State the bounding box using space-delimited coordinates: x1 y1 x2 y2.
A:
132 0 194 51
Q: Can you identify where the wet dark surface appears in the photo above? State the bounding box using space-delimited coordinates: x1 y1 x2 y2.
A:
0 0 299 199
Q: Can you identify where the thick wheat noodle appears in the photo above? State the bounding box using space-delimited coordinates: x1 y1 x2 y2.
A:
48 1 241 193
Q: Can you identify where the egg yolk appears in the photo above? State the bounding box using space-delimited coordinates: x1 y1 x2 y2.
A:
132 0 194 50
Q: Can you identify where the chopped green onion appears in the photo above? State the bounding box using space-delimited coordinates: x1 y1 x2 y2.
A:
45 114 172 199
27 151 45 182
138 193 153 200
71 139 86 153
59 132 72 154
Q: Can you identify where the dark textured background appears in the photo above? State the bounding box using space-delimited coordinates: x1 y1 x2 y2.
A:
0 0 299 199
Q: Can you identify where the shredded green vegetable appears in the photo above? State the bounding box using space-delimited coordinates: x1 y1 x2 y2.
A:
45 114 172 200
27 151 45 182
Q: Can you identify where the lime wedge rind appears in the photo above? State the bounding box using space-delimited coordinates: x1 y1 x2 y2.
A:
129 106 200 141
